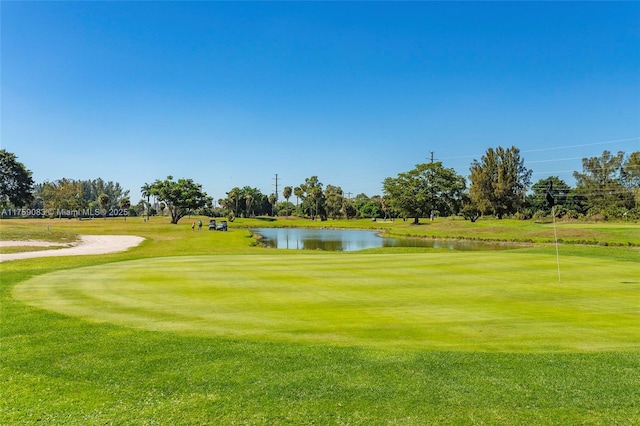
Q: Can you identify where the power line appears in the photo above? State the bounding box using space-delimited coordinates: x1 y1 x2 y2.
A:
531 170 576 176
439 136 639 160
527 156 586 164
522 137 640 154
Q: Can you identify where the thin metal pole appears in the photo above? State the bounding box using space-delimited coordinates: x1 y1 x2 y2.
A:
552 206 561 283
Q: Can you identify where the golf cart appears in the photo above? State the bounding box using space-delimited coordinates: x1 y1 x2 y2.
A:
216 220 228 231
208 219 216 230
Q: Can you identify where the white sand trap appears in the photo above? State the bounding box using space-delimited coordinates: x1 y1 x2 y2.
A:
0 235 144 262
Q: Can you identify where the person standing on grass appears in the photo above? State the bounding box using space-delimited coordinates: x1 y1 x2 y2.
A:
191 222 195 231
198 220 202 231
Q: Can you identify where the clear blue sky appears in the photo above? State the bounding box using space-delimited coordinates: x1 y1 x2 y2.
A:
2 1 639 203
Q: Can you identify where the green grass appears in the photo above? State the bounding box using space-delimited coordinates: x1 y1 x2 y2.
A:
0 245 69 254
1 217 640 424
0 222 79 243
13 252 639 352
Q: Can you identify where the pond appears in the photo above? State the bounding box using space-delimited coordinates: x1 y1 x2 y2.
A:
252 228 511 252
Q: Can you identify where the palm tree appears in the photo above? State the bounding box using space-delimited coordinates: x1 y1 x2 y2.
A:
283 186 292 217
98 193 109 220
119 197 131 221
245 194 253 218
141 183 151 221
294 186 303 215
226 187 240 219
268 193 277 216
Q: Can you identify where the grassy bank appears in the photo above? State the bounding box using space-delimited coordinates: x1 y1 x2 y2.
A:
1 217 639 424
235 215 640 246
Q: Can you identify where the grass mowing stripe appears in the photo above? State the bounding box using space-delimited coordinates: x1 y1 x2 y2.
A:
3 317 639 424
14 251 640 352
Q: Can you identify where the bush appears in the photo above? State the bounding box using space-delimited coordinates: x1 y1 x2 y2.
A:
563 209 580 220
603 206 629 219
513 211 531 220
622 208 640 221
461 204 482 222
532 210 548 221
588 213 607 222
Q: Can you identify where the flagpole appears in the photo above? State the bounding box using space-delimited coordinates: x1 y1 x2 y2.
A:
552 205 561 283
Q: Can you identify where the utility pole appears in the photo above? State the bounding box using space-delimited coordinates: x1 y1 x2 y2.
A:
428 151 435 221
273 174 279 202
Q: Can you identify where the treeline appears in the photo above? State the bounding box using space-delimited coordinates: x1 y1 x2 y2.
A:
1 147 639 222
215 148 640 222
217 177 381 221
0 150 133 219
29 178 131 218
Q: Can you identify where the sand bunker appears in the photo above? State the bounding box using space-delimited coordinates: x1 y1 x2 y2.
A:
0 235 144 262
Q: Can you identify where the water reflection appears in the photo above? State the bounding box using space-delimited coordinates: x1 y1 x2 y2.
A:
253 228 509 252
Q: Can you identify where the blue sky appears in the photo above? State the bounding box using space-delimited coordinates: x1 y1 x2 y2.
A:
2 1 639 203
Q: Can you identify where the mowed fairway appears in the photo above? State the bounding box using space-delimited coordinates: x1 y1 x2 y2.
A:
14 250 639 352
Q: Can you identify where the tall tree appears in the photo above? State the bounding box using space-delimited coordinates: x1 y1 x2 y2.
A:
98 193 110 219
460 193 482 223
118 197 131 221
222 186 268 218
342 198 357 219
0 150 34 208
383 162 466 224
299 176 324 220
528 177 573 214
622 151 640 188
351 193 383 219
245 193 253 217
622 151 640 209
324 185 344 219
141 183 152 220
86 178 129 210
469 146 532 218
241 186 263 217
135 200 146 217
361 195 383 219
150 176 212 224
226 187 240 219
41 179 86 217
32 178 129 218
268 193 277 216
293 186 303 213
381 195 393 220
282 186 292 217
573 150 630 214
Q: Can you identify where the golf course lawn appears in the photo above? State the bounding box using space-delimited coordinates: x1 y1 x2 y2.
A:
13 251 639 352
2 217 639 424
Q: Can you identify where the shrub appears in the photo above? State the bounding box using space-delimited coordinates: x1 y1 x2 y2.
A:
513 211 531 220
588 213 607 222
532 210 548 221
563 209 580 220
